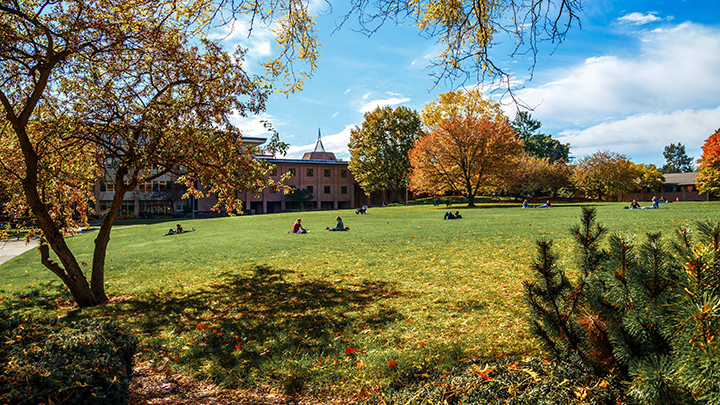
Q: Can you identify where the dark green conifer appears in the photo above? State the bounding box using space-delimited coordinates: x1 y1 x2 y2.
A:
525 207 720 404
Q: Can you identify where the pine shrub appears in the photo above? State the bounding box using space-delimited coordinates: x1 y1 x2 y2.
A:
524 207 720 404
0 316 136 405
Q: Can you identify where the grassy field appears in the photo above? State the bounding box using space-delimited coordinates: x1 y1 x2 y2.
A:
1 201 718 395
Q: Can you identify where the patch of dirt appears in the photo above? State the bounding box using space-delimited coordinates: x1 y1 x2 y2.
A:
127 361 362 405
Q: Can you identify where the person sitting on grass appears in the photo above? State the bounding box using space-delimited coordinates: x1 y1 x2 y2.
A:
326 216 350 231
537 200 552 208
522 199 530 208
629 199 640 209
356 205 368 215
290 218 308 234
166 224 192 235
642 196 660 209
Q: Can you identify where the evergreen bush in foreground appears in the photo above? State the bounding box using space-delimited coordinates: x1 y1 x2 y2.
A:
362 355 621 404
525 207 720 404
0 317 136 405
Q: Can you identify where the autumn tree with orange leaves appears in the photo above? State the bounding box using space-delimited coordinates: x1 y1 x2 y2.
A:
409 115 521 206
696 128 720 196
0 0 286 307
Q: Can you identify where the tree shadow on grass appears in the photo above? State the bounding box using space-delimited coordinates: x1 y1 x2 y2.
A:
71 264 403 392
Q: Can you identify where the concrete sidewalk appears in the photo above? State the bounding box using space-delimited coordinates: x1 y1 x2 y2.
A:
0 237 39 266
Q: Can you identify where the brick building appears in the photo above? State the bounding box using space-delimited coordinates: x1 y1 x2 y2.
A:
235 133 358 214
626 172 712 202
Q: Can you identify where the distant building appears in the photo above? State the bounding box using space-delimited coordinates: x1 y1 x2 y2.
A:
628 172 711 202
94 130 400 217
93 136 267 218
235 130 359 214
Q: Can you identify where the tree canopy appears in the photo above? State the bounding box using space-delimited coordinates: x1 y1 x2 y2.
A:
348 106 422 196
339 0 582 89
510 112 570 164
633 163 665 193
420 89 505 130
502 154 573 198
661 143 694 173
0 0 285 307
697 129 720 196
409 93 521 206
571 151 638 201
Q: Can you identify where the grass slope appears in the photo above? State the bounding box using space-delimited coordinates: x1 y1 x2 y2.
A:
1 201 717 394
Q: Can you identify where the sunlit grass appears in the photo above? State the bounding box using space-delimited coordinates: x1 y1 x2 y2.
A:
1 201 718 394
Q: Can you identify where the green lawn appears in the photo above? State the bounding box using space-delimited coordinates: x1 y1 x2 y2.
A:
1 201 717 394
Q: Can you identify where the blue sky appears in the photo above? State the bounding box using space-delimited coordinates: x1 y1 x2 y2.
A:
219 0 720 168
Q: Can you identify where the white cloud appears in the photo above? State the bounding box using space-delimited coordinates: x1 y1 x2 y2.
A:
508 22 720 165
285 125 355 159
618 12 663 25
557 106 720 163
230 112 278 138
359 97 412 113
517 23 720 126
209 18 275 60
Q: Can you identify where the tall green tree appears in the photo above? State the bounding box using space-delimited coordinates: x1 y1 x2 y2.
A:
661 143 694 173
510 111 570 163
348 106 422 196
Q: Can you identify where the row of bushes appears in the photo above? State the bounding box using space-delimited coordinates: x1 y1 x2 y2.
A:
0 317 136 405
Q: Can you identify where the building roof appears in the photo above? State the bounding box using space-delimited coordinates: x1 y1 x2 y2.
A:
241 136 267 147
662 172 698 186
302 128 337 161
261 158 348 166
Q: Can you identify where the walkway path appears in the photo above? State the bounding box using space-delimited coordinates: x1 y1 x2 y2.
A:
0 237 39 266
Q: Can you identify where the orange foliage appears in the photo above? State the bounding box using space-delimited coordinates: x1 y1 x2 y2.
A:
408 116 521 206
697 129 720 196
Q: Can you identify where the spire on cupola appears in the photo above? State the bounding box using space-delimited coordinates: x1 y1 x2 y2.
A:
301 127 338 161
313 128 326 153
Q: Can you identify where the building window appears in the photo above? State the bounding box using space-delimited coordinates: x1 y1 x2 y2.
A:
270 185 278 193
324 186 331 194
341 186 347 194
306 186 314 194
288 168 296 177
324 169 331 177
341 170 347 178
270 166 277 176
100 181 114 192
307 168 314 177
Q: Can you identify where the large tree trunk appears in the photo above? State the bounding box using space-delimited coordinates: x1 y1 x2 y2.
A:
3 53 101 307
8 94 101 307
22 180 101 307
90 168 130 302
